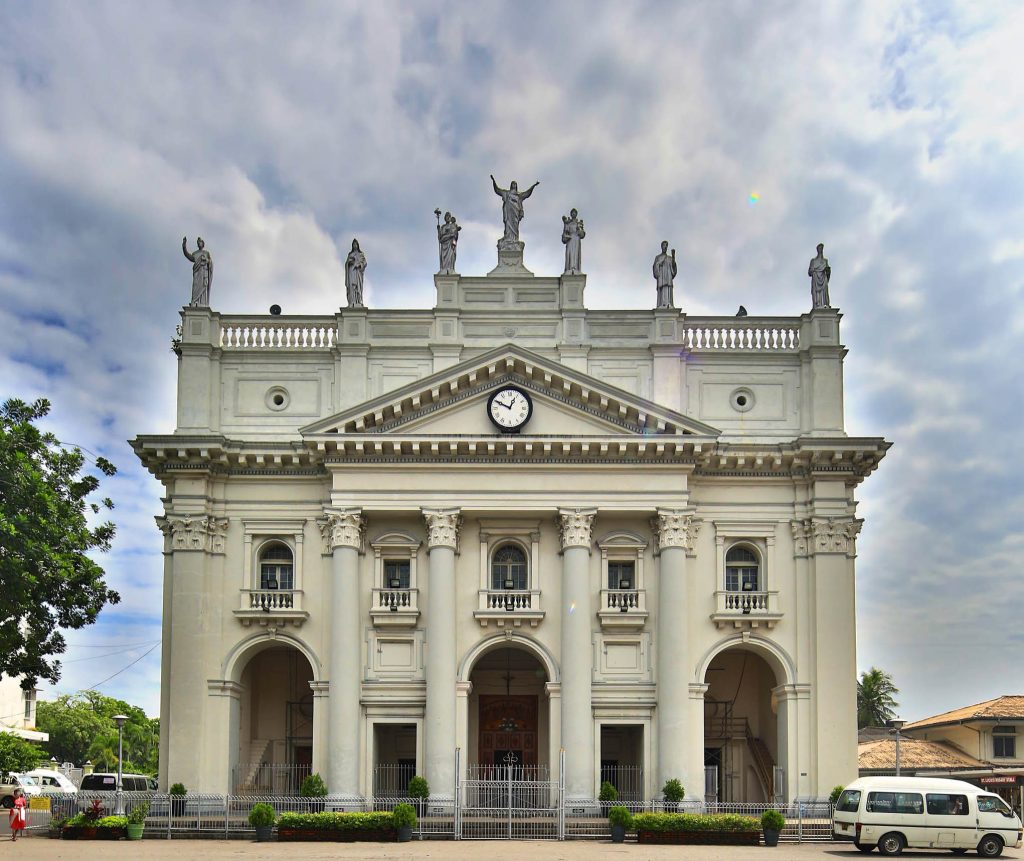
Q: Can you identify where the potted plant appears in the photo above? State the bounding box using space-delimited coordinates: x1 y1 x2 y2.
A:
249 802 276 842
49 814 67 839
408 774 429 831
662 777 685 811
608 805 633 843
392 802 417 842
300 772 328 813
761 809 785 847
169 782 187 818
127 800 149 840
599 780 618 814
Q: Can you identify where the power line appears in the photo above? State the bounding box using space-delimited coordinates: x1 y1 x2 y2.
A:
86 642 160 690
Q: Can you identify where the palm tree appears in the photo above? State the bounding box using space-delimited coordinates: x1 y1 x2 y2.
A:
857 667 899 728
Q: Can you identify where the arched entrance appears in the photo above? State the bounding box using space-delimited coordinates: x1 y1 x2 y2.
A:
468 646 551 777
703 647 783 803
233 645 316 794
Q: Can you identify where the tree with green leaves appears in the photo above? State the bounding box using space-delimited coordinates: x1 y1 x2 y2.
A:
0 397 120 687
36 691 158 773
0 731 43 774
857 667 900 728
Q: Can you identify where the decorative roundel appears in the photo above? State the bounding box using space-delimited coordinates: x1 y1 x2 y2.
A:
265 386 290 412
487 386 533 432
730 387 755 413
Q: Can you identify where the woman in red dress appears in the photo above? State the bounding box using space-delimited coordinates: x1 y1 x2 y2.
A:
9 788 27 840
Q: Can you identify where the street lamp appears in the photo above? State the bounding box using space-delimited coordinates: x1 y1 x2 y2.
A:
112 714 128 815
886 718 906 777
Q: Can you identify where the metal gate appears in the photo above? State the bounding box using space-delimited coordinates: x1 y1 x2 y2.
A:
458 750 564 839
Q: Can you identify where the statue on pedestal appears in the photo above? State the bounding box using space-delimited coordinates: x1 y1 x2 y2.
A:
345 238 367 308
808 243 831 308
561 209 585 274
491 174 539 243
182 236 213 306
653 240 677 309
435 209 461 274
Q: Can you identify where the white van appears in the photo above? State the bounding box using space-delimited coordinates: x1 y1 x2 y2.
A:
23 768 77 795
833 776 1023 857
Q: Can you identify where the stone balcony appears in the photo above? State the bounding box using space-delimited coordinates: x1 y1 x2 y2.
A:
473 589 544 628
597 588 648 629
370 587 420 628
710 590 782 630
233 589 309 627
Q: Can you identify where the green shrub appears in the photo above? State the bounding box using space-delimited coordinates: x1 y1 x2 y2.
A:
633 813 759 833
300 772 328 797
661 778 685 802
760 809 785 831
599 780 618 802
607 805 634 828
169 782 187 796
829 785 845 805
248 803 276 828
127 801 150 825
96 816 128 831
276 811 396 832
392 803 417 829
407 775 429 799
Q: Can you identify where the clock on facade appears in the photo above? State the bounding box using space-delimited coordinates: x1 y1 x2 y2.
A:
487 386 533 432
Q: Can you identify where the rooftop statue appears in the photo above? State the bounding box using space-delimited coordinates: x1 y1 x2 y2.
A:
182 236 213 306
490 174 539 243
345 238 367 308
809 243 831 308
653 240 677 309
435 209 462 274
561 209 585 275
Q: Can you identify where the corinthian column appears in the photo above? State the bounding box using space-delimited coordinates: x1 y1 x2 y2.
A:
653 508 699 798
558 507 596 802
324 508 364 800
423 508 461 800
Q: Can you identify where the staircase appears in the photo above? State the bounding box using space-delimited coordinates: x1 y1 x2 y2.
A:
745 727 776 802
235 739 272 792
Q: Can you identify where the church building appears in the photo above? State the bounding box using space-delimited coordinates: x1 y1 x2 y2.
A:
133 196 888 805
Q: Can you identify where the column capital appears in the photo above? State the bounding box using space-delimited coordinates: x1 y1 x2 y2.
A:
422 508 462 551
544 682 562 699
771 683 811 702
158 514 229 554
688 682 709 700
792 516 862 557
456 681 474 697
652 508 700 555
558 508 596 551
206 679 244 699
320 508 365 553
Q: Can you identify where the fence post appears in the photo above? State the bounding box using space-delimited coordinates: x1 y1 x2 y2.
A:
453 747 461 840
797 801 803 842
224 794 229 840
557 747 565 841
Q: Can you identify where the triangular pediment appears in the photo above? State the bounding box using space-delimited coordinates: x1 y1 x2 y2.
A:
301 344 720 439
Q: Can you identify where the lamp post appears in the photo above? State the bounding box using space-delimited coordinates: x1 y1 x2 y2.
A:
886 718 906 777
112 714 128 815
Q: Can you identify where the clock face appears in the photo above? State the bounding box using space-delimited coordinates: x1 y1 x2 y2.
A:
487 386 533 431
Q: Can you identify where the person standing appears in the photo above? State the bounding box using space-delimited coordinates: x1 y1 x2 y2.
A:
9 788 26 841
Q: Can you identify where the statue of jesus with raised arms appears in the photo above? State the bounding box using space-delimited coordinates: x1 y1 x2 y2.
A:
491 174 539 243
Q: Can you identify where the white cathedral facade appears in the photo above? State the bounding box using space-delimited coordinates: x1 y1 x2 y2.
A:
134 229 888 805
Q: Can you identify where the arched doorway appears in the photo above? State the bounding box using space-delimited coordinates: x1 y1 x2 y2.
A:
233 645 315 794
468 647 550 777
703 647 782 803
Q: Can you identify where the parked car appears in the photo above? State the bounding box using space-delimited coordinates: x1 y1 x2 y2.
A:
1 773 42 808
80 772 158 792
23 768 77 795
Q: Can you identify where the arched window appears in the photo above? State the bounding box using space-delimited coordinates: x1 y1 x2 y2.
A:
259 543 294 591
725 545 760 592
491 544 527 591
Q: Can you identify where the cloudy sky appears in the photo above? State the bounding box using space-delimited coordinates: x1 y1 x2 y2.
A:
1 2 1022 724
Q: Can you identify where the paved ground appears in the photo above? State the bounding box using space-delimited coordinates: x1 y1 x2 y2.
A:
2 837 1021 861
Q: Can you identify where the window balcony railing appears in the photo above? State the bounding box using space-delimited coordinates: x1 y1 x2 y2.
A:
233 589 309 628
711 590 782 630
370 587 420 627
473 589 544 629
597 588 648 629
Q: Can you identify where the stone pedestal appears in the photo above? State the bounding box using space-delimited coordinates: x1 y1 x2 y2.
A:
488 240 533 277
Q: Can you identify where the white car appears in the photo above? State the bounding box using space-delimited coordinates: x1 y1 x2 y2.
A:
23 768 77 795
0 773 41 808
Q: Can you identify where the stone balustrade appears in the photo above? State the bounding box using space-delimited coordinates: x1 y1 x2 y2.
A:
370 587 420 627
474 589 544 628
711 589 783 630
233 589 308 627
597 588 648 629
220 318 337 349
681 319 800 350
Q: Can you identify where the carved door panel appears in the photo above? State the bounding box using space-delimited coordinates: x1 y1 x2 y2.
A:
478 695 538 767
